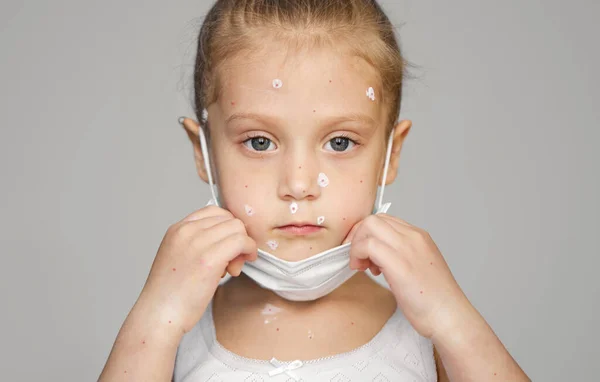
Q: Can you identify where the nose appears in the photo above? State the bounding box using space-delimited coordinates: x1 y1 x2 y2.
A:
277 146 321 202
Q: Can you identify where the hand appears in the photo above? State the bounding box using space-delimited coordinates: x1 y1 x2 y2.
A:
139 205 257 335
343 213 470 339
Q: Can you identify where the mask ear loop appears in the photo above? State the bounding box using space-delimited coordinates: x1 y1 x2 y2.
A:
376 128 395 211
198 127 220 207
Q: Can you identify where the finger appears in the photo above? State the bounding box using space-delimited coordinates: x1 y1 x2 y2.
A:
349 257 372 270
225 252 256 278
183 214 230 230
369 264 382 276
181 205 233 223
349 235 402 272
377 214 430 244
377 213 415 230
189 218 249 249
352 215 407 251
226 254 247 277
205 232 258 268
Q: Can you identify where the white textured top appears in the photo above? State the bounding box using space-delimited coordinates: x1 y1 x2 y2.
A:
173 300 437 382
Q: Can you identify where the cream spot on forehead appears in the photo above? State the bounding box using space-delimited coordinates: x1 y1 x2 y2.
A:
366 87 376 101
215 43 384 126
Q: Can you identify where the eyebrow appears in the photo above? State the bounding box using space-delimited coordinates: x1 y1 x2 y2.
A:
225 112 377 129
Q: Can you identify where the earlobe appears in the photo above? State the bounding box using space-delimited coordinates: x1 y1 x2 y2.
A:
179 117 210 183
381 120 412 185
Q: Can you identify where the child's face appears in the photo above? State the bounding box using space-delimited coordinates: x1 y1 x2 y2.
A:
205 40 396 261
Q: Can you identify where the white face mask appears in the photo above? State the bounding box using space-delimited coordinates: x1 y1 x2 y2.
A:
198 122 394 301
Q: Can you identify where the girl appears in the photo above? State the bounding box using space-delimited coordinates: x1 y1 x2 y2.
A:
100 1 530 381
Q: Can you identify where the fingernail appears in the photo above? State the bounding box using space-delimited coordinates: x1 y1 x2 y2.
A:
178 116 185 125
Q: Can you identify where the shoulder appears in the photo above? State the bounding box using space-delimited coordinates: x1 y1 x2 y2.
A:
172 303 213 382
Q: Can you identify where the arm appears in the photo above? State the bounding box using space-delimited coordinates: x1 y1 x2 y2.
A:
98 296 184 382
433 345 450 382
431 297 531 382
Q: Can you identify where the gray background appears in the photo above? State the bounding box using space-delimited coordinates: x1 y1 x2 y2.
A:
1 0 598 380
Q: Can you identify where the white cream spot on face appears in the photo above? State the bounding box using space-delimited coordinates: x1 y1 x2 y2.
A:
308 330 314 339
317 216 325 225
289 202 298 214
366 87 375 101
318 173 329 188
266 240 279 250
272 79 283 89
245 204 255 216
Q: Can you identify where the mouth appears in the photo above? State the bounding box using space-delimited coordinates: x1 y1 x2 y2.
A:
275 223 324 236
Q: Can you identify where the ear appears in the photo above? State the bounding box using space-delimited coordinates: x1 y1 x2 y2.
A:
380 119 412 185
179 117 210 183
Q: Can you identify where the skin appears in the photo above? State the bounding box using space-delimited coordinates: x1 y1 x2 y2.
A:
182 37 529 380
98 36 530 381
191 43 399 261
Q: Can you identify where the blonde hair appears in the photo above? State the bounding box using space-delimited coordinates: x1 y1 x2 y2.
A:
194 0 411 140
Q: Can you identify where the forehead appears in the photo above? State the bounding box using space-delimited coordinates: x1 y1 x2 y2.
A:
215 39 385 124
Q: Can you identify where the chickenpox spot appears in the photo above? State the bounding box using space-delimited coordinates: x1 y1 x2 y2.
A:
142 340 145 344
172 268 176 271
231 101 236 106
430 262 433 265
309 246 313 250
343 217 346 221
329 80 332 83
124 370 127 374
420 291 423 294
303 190 306 193
299 166 302 169
351 322 354 325
245 204 255 216
168 320 172 324
313 109 316 113
366 87 376 101
245 185 248 188
290 202 298 214
318 173 329 188
360 180 363 183
276 328 280 331
273 79 283 89
261 303 282 315
267 240 279 251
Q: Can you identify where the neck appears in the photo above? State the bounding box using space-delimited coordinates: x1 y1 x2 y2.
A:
218 271 382 311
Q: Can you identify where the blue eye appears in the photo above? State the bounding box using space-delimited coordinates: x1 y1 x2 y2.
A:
243 136 276 151
325 136 356 152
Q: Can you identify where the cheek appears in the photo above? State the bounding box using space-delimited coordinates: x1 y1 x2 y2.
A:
327 174 379 222
217 175 275 237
